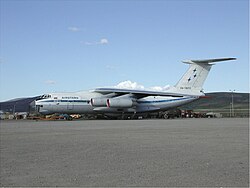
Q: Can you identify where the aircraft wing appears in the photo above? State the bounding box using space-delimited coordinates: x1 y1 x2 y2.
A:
93 88 194 98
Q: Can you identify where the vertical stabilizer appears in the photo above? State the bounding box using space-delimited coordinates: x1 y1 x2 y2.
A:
169 58 236 95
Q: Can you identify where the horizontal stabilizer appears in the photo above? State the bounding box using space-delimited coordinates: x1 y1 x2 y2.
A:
182 57 236 64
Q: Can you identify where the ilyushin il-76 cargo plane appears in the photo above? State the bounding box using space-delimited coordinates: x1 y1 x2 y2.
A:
35 57 236 117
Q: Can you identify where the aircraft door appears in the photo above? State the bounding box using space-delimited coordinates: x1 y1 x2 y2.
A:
67 101 74 110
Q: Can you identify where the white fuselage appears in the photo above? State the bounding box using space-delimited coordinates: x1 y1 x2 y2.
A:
35 91 198 115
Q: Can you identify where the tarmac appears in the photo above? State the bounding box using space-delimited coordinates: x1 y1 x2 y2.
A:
0 118 249 187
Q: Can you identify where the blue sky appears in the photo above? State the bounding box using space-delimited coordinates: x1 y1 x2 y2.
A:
0 0 249 101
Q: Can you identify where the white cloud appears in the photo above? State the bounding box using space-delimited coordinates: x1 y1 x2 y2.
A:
114 80 170 91
83 38 109 45
100 38 108 44
45 80 56 85
115 80 145 90
83 41 93 45
68 26 82 32
149 85 170 91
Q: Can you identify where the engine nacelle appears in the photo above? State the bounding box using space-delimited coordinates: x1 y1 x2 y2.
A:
107 98 134 108
90 98 107 107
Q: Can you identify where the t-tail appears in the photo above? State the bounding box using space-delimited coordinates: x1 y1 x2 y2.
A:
168 57 236 96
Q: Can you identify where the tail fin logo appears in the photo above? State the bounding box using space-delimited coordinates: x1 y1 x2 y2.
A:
188 68 198 82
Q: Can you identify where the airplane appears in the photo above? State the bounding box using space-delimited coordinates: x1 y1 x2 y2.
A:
35 57 236 118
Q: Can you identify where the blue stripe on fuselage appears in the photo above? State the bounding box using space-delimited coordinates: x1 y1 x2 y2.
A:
39 100 90 103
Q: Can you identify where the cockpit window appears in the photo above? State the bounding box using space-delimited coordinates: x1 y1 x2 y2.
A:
41 94 51 99
36 94 52 101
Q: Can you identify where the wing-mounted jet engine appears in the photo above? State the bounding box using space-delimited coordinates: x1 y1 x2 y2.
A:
90 98 107 107
106 94 137 108
90 93 116 107
91 92 137 109
91 93 137 114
